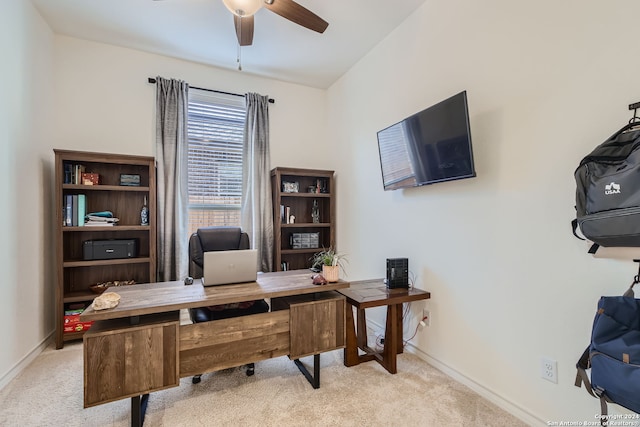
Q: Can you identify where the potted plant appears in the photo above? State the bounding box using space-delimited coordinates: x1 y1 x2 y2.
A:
311 248 347 283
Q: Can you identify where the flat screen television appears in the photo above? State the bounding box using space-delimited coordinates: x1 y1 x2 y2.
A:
376 90 476 191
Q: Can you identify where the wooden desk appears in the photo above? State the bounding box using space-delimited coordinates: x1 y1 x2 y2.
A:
81 269 348 321
80 270 348 425
338 279 430 374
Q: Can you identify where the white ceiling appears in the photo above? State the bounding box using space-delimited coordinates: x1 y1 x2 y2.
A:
31 0 427 89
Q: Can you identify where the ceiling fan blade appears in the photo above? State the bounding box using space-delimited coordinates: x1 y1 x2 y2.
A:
234 15 254 46
264 0 328 34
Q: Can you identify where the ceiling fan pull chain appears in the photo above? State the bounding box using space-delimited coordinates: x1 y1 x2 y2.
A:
236 16 243 71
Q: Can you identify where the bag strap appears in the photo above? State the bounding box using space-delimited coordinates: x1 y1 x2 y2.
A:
571 219 585 241
596 393 608 426
570 219 601 254
575 346 594 394
624 282 636 298
575 347 610 426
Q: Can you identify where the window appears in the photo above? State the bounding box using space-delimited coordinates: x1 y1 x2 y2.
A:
187 89 246 236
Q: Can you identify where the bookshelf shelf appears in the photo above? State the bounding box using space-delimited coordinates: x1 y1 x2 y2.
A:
271 167 335 271
281 248 325 255
281 223 331 228
62 184 151 192
63 291 97 303
62 331 85 343
54 149 156 349
62 225 151 232
281 192 331 198
63 257 152 268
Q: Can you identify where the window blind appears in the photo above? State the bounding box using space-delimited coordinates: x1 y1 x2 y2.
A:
187 89 246 234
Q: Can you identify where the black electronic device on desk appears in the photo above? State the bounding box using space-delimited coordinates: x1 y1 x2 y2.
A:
386 258 409 288
83 239 138 260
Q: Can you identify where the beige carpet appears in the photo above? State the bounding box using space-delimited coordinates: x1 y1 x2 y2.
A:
0 341 527 426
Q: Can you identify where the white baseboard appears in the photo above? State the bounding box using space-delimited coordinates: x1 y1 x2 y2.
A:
0 333 53 391
405 342 543 426
367 321 543 426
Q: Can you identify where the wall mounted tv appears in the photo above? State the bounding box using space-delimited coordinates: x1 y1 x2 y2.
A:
376 90 476 191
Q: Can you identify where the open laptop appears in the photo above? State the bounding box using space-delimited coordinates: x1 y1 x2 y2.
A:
202 249 258 286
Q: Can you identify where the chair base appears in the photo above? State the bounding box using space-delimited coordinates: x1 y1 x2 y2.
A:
192 363 255 384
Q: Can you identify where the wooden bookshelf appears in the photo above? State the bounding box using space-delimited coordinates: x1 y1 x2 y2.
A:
271 167 335 271
53 149 156 349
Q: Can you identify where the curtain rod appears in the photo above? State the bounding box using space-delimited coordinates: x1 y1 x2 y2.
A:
147 78 274 104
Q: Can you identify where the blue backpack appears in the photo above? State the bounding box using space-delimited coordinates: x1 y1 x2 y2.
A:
575 283 640 422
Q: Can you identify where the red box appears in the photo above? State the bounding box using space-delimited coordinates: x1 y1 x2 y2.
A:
81 172 100 185
64 314 93 333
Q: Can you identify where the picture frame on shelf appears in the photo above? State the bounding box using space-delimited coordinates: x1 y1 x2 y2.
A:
120 174 141 186
282 181 299 193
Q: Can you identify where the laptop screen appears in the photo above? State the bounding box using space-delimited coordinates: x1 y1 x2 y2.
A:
202 249 258 286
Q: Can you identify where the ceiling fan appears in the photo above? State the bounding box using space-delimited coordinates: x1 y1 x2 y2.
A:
221 0 329 46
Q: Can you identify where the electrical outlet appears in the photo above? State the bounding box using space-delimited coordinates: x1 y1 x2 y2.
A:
421 309 430 327
540 357 558 383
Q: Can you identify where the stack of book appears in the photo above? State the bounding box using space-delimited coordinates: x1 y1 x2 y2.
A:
84 211 119 226
280 205 292 224
64 194 86 226
63 162 87 185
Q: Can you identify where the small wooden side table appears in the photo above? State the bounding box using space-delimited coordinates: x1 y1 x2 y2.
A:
338 279 431 374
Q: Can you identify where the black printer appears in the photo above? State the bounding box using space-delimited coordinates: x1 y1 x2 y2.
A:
83 239 138 260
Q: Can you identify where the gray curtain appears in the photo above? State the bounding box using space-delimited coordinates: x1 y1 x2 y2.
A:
242 93 274 272
155 76 189 281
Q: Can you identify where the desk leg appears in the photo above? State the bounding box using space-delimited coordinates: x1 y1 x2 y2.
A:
344 304 361 367
381 304 398 374
396 303 404 355
356 308 368 350
131 393 149 427
294 354 320 389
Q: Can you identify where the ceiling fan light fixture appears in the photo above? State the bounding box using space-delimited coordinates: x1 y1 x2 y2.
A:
222 0 263 17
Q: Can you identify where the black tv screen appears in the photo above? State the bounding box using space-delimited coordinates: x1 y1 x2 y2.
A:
377 91 476 191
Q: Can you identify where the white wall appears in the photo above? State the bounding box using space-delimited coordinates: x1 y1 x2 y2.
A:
327 0 640 423
53 36 328 168
0 18 327 385
0 0 56 387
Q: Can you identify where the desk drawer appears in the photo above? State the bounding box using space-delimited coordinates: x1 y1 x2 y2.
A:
272 291 345 359
179 310 290 377
83 312 180 407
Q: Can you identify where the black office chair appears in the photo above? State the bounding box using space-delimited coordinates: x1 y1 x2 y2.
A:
188 226 270 384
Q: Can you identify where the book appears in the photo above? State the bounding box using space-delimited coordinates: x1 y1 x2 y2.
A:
73 164 86 185
85 215 119 223
64 195 72 226
86 211 114 218
63 163 73 184
84 221 115 226
77 194 86 226
71 195 78 226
